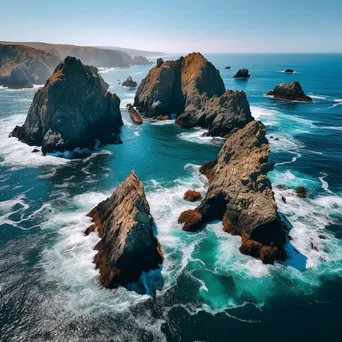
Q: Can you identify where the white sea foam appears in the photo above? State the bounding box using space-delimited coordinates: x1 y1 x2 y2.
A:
178 128 224 145
151 120 175 126
0 114 70 167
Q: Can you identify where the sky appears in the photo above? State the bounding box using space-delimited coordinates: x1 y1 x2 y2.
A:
1 0 341 53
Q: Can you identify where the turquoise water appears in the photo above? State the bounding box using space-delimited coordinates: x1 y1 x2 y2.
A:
0 54 342 341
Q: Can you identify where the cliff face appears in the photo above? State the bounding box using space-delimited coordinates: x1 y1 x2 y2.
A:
134 53 253 137
179 121 287 264
10 56 123 154
87 171 163 289
0 44 59 88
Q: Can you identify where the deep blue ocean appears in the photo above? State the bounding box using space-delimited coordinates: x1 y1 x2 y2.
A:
0 53 341 341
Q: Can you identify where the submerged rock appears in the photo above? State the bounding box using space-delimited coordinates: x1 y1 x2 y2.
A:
9 56 123 154
266 81 312 102
179 121 287 264
134 52 253 137
184 190 202 202
284 69 294 73
87 171 163 289
122 75 137 88
126 104 143 124
225 66 231 69
233 68 250 79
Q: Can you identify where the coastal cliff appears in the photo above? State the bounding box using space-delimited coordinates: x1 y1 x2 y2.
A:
10 56 123 154
87 171 163 289
0 44 59 88
134 53 253 137
179 121 287 264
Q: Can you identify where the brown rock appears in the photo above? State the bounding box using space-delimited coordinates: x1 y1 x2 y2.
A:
184 190 202 202
178 209 202 232
88 171 163 288
296 186 308 198
126 104 143 124
179 121 287 263
134 53 253 137
84 224 96 236
266 81 312 102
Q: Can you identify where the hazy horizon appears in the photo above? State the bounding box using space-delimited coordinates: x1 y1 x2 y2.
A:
1 0 341 53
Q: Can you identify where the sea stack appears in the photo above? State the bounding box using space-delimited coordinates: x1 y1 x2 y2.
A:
87 171 163 289
126 104 143 124
233 68 250 79
134 53 253 138
178 121 287 264
122 75 138 88
9 56 123 154
266 81 312 102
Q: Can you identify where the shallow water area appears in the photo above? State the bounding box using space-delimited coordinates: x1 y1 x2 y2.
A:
1 53 342 341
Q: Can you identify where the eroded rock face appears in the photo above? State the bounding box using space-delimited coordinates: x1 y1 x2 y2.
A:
9 56 123 154
87 171 163 288
178 121 287 264
134 53 252 137
233 68 250 79
266 81 312 102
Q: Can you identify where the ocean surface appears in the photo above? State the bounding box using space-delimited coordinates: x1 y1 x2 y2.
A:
0 53 342 342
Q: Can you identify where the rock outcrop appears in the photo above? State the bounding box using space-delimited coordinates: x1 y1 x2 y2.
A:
122 75 137 88
132 56 151 65
284 69 294 73
10 56 123 154
178 121 287 264
233 68 250 79
0 44 60 88
87 171 163 289
225 66 231 69
266 81 312 102
134 53 253 137
296 186 308 198
127 104 143 124
184 190 202 202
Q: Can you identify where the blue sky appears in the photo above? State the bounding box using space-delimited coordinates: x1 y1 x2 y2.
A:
1 0 341 53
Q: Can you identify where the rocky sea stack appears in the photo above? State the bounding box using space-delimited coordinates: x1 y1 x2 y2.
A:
87 171 163 289
134 53 253 137
122 75 137 88
266 81 312 102
233 68 250 79
10 56 123 154
178 121 287 264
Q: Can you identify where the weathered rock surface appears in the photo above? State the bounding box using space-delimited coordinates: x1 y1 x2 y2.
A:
0 44 60 88
266 81 312 102
122 75 137 88
178 120 287 263
233 68 250 79
134 53 253 137
10 56 123 154
127 104 143 124
87 171 163 288
184 190 202 202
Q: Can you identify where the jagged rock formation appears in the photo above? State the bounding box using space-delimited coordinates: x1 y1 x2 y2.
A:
233 68 250 79
266 81 312 102
86 171 163 289
0 44 59 88
178 121 287 264
134 53 253 137
10 56 123 154
127 104 143 124
122 75 137 87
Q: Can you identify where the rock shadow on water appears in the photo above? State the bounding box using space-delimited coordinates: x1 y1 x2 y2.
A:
279 213 308 271
124 266 164 295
